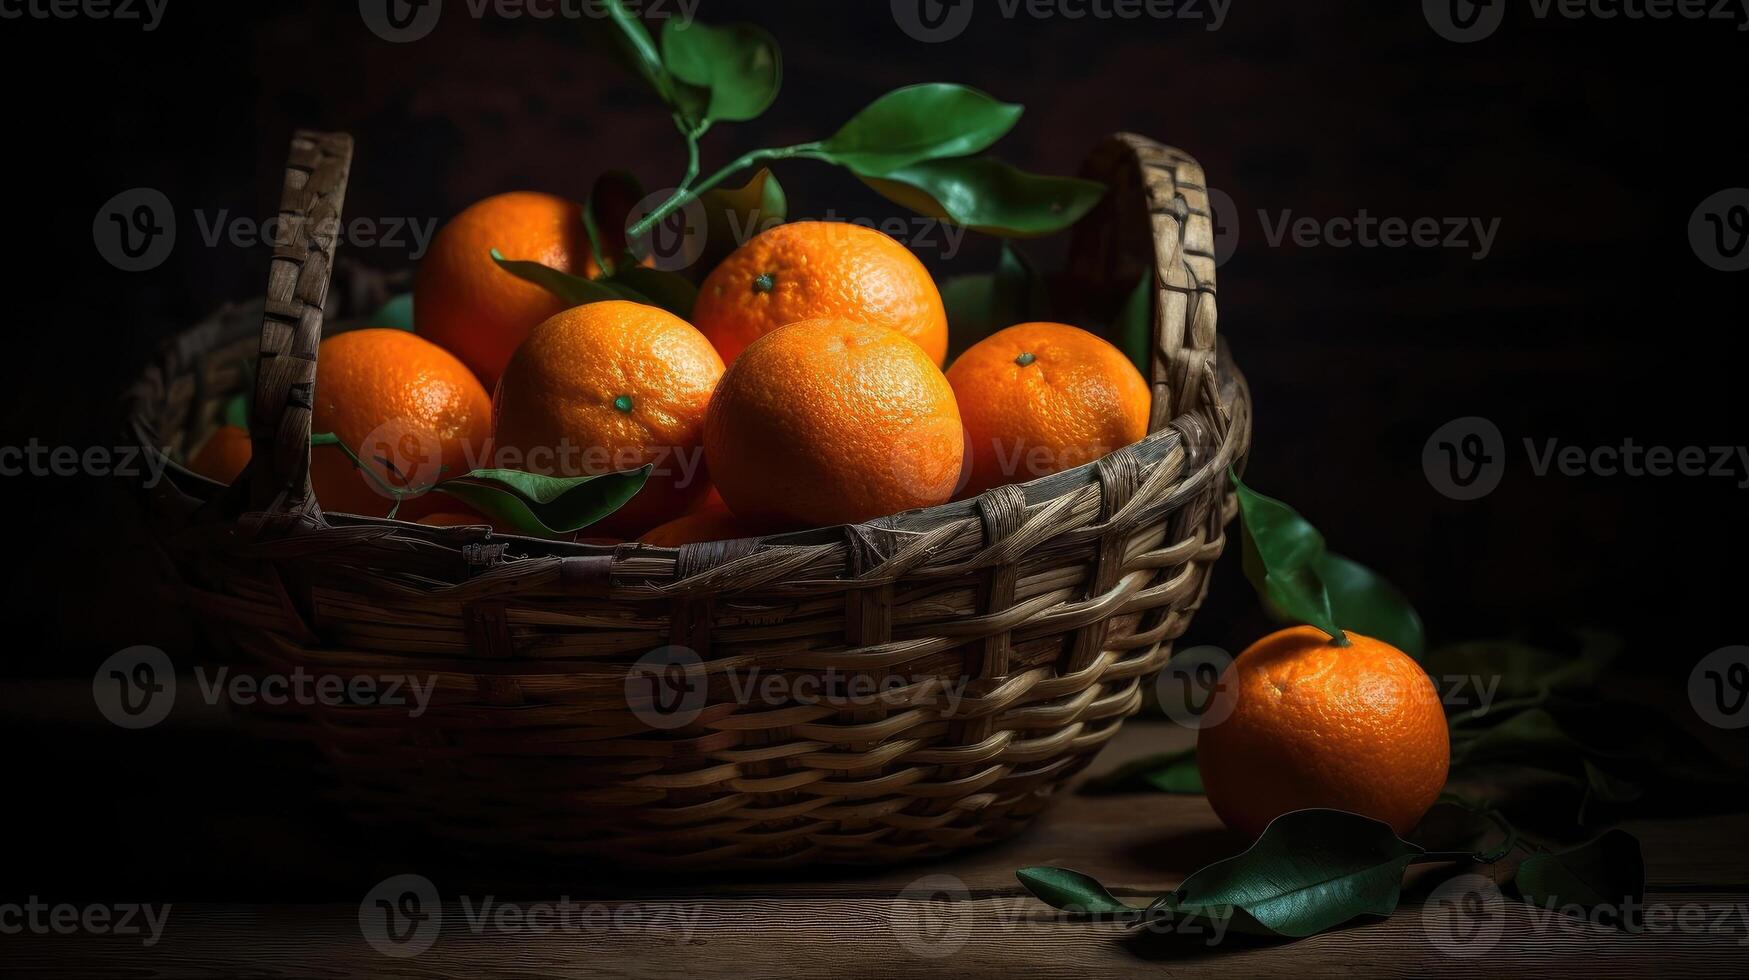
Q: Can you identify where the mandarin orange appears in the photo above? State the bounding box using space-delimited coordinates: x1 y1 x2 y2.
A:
945 322 1149 497
490 301 724 537
310 328 493 519
1196 627 1450 838
703 317 963 529
414 191 598 389
692 221 948 366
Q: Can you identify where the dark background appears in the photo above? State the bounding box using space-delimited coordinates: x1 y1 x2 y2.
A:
0 0 1744 894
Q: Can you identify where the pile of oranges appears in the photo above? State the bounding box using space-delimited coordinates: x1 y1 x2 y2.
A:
189 191 1152 545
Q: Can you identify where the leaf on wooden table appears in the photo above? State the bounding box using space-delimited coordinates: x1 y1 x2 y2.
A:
1016 867 1143 917
1167 809 1425 938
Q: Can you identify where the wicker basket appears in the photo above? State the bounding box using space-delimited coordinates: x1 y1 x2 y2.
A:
124 130 1251 869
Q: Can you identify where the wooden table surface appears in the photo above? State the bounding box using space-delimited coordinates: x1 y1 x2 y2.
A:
5 718 1746 979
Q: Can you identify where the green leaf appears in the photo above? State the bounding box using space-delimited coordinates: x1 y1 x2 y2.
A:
659 18 782 124
1115 267 1152 377
1015 867 1142 916
697 167 786 273
491 249 634 306
607 266 698 320
1427 635 1616 710
431 466 651 539
368 292 416 332
861 157 1104 237
1170 809 1424 937
818 84 1022 177
1231 471 1346 645
939 242 1048 353
1080 749 1203 795
221 393 250 429
1308 552 1427 660
1515 829 1645 926
598 0 707 126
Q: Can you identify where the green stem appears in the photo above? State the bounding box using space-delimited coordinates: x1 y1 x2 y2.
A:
627 141 825 239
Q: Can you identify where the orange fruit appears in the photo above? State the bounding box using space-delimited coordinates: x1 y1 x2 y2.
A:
638 507 757 547
415 191 598 389
187 424 252 484
692 221 948 366
310 328 493 519
704 317 963 530
1196 627 1450 838
491 300 724 537
946 322 1150 497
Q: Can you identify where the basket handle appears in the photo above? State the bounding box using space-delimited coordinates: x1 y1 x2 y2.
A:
1070 134 1219 431
244 130 354 515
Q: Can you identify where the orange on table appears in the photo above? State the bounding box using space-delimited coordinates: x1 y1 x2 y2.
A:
704 317 964 530
414 191 597 390
491 300 724 537
310 328 493 519
945 322 1150 497
1196 626 1450 838
187 424 252 484
692 221 949 366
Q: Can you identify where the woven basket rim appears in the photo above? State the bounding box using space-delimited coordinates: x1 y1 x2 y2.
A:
120 130 1238 574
